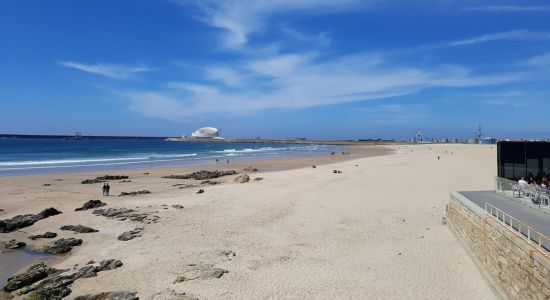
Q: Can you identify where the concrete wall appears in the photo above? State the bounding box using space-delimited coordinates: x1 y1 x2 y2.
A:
447 192 550 299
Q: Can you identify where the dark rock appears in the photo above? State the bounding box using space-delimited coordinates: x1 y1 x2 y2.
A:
312 165 316 168
81 175 129 184
243 166 258 172
43 184 51 186
29 232 58 240
200 180 222 185
172 205 184 209
118 190 151 197
60 225 99 233
86 260 96 265
75 200 106 211
92 208 159 223
15 259 122 298
4 239 26 249
163 170 237 180
253 177 263 181
196 189 204 194
118 180 132 183
332 170 343 174
117 228 143 241
0 207 62 233
43 238 82 254
74 291 138 300
3 263 58 292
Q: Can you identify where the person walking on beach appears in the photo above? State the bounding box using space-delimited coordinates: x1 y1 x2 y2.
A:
102 183 107 196
105 183 110 196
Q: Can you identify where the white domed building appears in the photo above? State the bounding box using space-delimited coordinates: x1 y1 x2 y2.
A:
191 127 222 139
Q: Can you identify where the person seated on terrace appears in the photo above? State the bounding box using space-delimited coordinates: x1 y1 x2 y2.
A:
518 177 528 187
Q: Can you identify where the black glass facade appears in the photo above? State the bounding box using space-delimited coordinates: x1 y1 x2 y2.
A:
497 141 550 180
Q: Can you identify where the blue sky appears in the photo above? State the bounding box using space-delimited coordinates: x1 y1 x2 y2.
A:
1 0 550 140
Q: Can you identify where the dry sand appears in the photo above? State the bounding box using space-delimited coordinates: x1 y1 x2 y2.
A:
0 144 498 299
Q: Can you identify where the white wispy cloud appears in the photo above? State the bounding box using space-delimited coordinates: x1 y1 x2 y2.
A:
118 51 538 120
524 52 550 67
464 6 550 12
174 0 366 49
448 30 550 46
58 62 152 79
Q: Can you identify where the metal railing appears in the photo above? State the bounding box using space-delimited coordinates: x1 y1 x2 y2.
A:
485 202 550 253
495 177 550 210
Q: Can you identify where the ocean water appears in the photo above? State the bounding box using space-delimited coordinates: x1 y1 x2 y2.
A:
0 139 342 175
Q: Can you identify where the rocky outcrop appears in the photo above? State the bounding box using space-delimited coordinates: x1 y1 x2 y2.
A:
74 291 138 300
174 265 228 282
171 205 184 209
60 225 99 233
3 263 58 292
75 200 106 211
4 239 26 249
0 208 62 233
234 174 250 183
243 166 258 172
163 170 236 180
200 180 222 185
29 232 57 240
16 259 123 299
117 228 143 241
81 175 129 184
42 238 82 254
253 177 263 181
118 190 151 197
92 208 159 223
196 189 204 194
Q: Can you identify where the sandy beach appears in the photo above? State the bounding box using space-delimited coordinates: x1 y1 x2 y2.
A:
0 144 498 299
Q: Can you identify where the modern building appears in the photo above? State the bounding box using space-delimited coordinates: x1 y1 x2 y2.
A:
497 141 550 180
191 127 222 139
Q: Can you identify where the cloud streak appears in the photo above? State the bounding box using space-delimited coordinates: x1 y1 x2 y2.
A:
448 30 550 46
464 6 550 12
175 0 366 49
59 62 152 79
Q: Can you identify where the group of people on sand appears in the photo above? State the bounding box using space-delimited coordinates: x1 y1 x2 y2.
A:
102 183 111 196
331 151 351 156
518 176 549 190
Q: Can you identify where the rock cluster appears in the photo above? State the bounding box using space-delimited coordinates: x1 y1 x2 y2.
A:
234 174 250 183
29 232 57 240
172 204 184 209
4 239 26 249
253 177 263 181
117 228 143 241
42 238 82 254
92 208 159 223
75 200 106 211
60 225 99 233
0 208 62 233
163 170 237 180
3 263 58 292
81 175 129 184
74 291 138 300
118 190 151 197
13 259 123 299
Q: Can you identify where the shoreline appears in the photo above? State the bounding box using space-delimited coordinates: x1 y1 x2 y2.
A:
0 144 498 299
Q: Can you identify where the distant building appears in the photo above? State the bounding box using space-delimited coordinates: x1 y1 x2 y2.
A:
191 127 222 139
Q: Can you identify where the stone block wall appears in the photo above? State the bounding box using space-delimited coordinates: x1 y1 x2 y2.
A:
447 192 550 299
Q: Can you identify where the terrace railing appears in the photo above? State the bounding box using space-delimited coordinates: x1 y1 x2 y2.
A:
485 202 550 253
495 177 550 211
